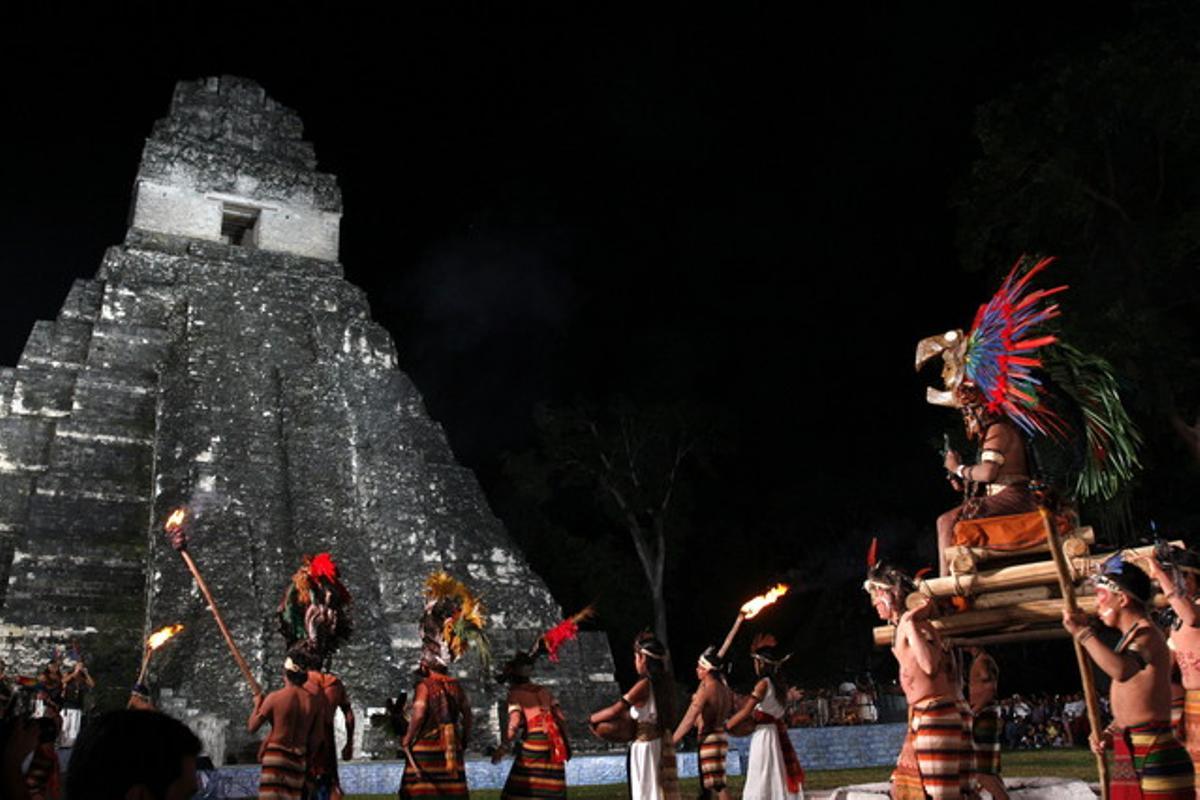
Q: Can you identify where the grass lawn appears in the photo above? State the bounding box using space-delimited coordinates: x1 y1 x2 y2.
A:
346 747 1099 799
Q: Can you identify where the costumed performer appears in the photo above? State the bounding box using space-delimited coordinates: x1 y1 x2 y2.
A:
398 571 488 800
248 654 321 800
917 257 1141 577
864 548 970 800
494 652 570 799
965 646 1008 800
589 631 680 800
725 634 804 800
1143 547 1200 797
491 608 592 799
672 646 733 800
277 552 355 800
1062 553 1194 800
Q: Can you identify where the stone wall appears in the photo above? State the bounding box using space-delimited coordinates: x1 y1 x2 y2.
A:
0 76 617 763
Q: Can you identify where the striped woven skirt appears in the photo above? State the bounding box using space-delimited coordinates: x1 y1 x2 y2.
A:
698 729 729 792
892 696 971 800
1111 721 1194 800
399 725 469 799
259 743 307 800
971 704 1002 777
1185 690 1200 796
501 729 567 799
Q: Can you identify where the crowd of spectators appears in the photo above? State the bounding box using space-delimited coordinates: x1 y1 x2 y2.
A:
778 682 882 727
992 692 1097 749
772 681 1101 747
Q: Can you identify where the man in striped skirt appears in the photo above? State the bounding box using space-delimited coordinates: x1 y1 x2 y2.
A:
865 560 971 800
672 646 733 800
1064 554 1194 800
494 652 571 799
967 646 1008 800
249 656 321 800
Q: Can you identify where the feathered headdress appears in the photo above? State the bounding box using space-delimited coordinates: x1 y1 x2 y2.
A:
1092 550 1151 605
916 256 1141 501
277 552 353 661
533 604 596 662
862 537 914 594
917 256 1066 435
421 571 491 671
750 633 792 665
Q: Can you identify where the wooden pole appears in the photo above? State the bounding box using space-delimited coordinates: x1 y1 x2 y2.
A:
178 548 263 697
873 597 1100 647
875 593 1168 647
717 613 745 659
944 627 1071 647
1045 521 1109 799
915 542 1180 599
973 586 1054 609
136 648 153 686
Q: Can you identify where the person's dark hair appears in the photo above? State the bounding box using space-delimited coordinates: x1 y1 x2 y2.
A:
753 646 789 702
634 631 678 734
285 667 308 686
288 641 322 672
66 709 202 800
496 652 535 686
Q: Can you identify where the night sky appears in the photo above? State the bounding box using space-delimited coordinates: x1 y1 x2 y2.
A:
0 4 1141 688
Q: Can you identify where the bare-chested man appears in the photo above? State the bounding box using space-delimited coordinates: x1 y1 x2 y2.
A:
1063 555 1194 800
966 646 1009 800
865 560 971 800
1142 550 1200 797
672 647 733 800
937 389 1038 577
248 656 320 800
307 668 355 800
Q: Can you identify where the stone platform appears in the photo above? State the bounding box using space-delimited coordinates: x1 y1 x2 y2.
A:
831 777 1096 799
187 722 910 796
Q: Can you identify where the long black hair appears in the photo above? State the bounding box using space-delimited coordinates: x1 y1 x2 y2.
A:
634 631 678 733
753 646 790 704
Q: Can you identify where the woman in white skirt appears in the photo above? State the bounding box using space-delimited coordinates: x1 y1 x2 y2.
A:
728 635 805 800
589 632 680 799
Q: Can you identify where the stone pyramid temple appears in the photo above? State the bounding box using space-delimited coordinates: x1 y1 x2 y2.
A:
0 75 616 762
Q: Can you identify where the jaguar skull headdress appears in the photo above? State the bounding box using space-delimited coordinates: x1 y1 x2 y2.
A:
915 256 1142 501
915 256 1067 437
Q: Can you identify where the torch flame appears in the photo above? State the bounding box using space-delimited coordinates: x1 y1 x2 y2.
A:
740 583 789 619
147 624 184 651
164 508 188 532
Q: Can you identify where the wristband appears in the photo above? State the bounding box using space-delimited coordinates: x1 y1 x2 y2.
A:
1076 628 1095 645
955 464 966 479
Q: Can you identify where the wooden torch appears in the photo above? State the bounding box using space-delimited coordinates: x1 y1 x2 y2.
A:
164 508 263 697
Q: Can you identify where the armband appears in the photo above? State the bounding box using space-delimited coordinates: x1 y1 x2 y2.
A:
980 450 1006 465
619 696 632 708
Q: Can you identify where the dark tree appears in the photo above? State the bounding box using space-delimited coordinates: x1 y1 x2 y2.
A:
955 3 1200 530
504 399 706 652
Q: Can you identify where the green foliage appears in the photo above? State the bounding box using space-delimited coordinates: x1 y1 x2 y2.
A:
1044 342 1143 502
956 2 1200 535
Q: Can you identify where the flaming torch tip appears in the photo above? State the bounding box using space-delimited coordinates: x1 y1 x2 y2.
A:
146 624 185 652
739 583 790 620
164 508 188 532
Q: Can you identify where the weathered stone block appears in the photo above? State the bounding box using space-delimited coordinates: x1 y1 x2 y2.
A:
0 418 53 472
0 77 616 763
